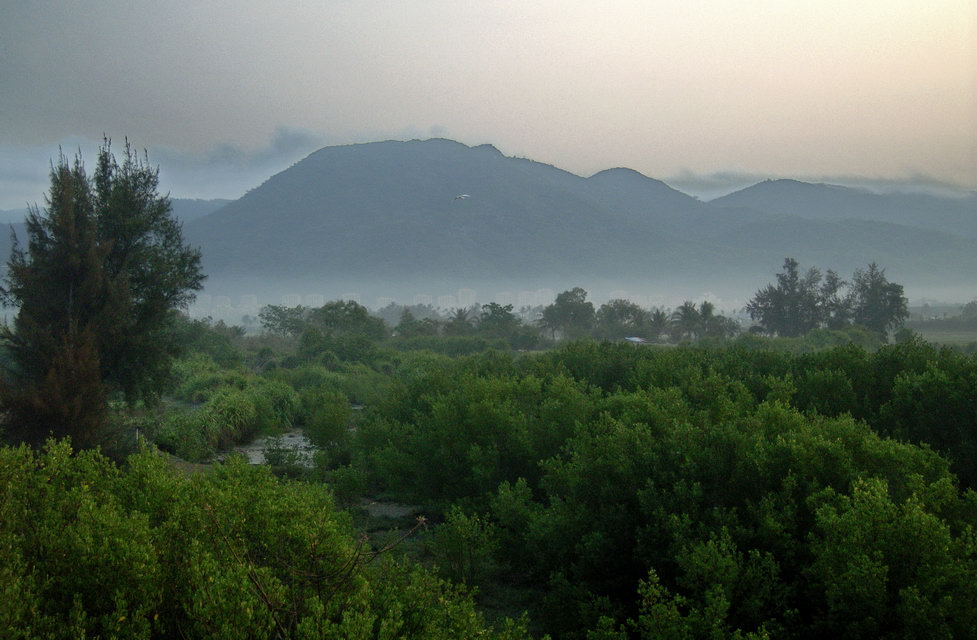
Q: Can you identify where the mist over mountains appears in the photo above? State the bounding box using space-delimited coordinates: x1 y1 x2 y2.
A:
180 139 976 306
4 139 976 308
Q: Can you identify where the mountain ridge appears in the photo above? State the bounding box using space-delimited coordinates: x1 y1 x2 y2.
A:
182 138 977 303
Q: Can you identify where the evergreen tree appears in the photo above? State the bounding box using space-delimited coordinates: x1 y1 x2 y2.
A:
747 258 824 336
1 143 203 447
1 156 119 446
819 269 851 329
91 140 204 401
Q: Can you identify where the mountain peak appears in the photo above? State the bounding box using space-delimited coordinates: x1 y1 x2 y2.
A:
472 143 502 154
589 167 652 181
744 178 854 194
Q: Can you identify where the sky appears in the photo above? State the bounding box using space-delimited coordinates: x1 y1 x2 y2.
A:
1 0 974 208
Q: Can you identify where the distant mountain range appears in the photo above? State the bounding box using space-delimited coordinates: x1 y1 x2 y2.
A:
3 140 975 304
181 139 977 302
711 179 977 239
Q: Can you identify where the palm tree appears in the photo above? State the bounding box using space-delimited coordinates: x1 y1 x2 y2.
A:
444 306 475 336
671 301 700 341
648 309 669 342
699 301 723 338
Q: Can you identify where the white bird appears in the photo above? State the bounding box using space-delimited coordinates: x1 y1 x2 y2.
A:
454 194 470 200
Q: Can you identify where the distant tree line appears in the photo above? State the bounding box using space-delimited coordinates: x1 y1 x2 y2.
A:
259 288 742 350
747 258 908 338
256 257 911 351
908 300 977 331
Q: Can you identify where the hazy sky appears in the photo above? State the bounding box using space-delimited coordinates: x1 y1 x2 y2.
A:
1 0 974 208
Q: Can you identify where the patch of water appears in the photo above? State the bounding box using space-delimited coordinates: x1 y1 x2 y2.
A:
231 428 315 467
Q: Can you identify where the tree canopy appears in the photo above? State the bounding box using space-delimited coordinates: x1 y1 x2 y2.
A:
0 142 203 447
540 287 595 339
747 258 907 338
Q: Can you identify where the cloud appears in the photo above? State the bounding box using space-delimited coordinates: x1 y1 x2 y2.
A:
150 126 336 199
0 127 336 208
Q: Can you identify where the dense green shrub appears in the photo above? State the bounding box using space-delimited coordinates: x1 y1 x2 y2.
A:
300 387 351 453
0 441 530 639
133 333 977 637
356 372 597 506
391 335 510 356
154 411 214 461
201 388 260 447
248 380 300 433
286 364 346 392
175 361 252 404
431 506 500 585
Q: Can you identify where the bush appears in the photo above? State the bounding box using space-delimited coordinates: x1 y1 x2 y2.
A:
176 367 252 404
262 436 309 479
286 364 345 392
0 441 529 639
201 388 260 447
154 411 214 461
248 380 300 433
431 505 500 585
300 387 351 452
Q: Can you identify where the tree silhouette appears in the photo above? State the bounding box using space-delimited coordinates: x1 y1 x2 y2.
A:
849 263 908 336
671 301 700 341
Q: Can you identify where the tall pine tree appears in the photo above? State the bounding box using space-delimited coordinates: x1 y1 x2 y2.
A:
0 142 203 448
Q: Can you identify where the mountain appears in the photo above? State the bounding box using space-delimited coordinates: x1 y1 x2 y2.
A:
179 139 977 303
0 198 228 226
0 209 28 225
169 199 233 224
0 199 228 276
3 139 974 304
711 179 977 238
184 139 708 291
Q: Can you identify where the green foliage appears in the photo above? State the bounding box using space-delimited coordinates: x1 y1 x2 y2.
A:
19 295 977 638
357 370 597 506
391 335 510 356
313 461 367 509
155 411 214 461
431 506 500 585
258 304 310 337
0 441 527 639
337 338 977 637
541 287 595 339
156 385 286 461
168 314 244 368
808 478 977 639
747 258 908 339
202 388 260 447
175 357 251 404
249 379 300 432
849 263 909 336
596 298 650 340
262 437 309 479
300 387 351 452
747 258 824 337
0 142 203 449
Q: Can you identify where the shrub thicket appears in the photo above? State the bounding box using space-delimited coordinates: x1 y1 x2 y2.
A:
0 441 530 639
